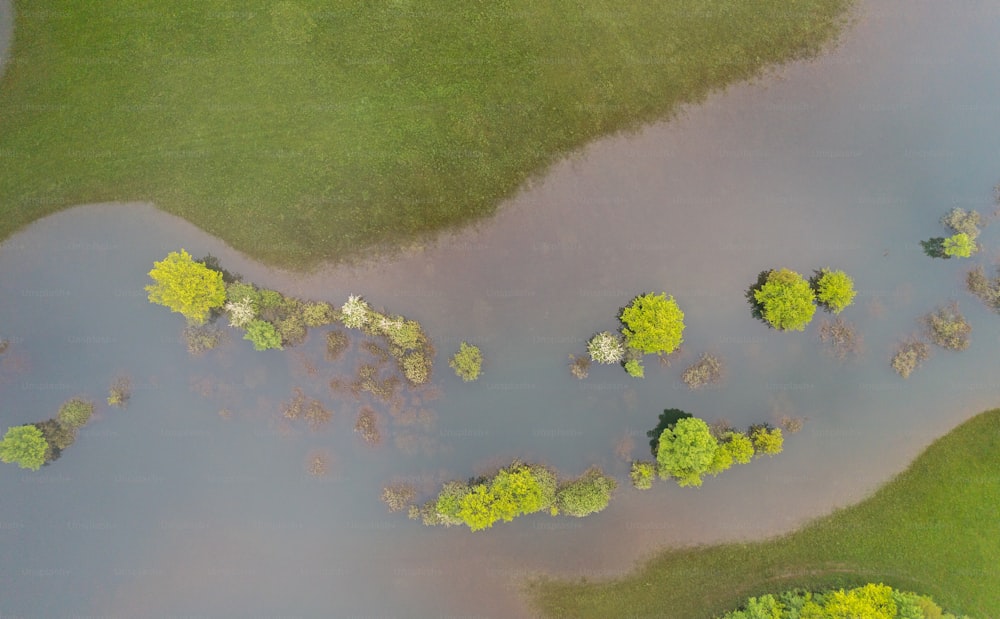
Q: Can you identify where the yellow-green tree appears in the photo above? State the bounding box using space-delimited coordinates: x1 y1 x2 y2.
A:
0 425 49 471
146 249 226 325
814 268 857 314
943 233 976 258
619 292 685 354
753 268 817 331
656 417 719 487
751 425 784 456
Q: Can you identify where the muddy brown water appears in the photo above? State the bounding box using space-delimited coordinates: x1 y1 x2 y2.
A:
3 1 1000 617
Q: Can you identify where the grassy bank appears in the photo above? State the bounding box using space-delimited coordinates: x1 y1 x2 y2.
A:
528 409 1000 618
0 0 852 268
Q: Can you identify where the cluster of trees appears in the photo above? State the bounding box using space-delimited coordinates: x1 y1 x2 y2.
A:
748 268 856 331
412 461 616 531
145 251 437 385
636 413 783 488
923 208 983 259
0 398 95 470
717 583 968 619
586 292 686 378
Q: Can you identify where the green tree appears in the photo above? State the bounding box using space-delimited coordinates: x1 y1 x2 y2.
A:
243 320 283 351
943 233 975 258
814 269 857 314
449 342 483 382
57 398 93 429
555 469 616 517
491 463 549 521
723 432 755 464
656 417 719 487
146 249 227 325
753 268 817 331
0 425 49 471
457 484 502 531
623 358 645 378
630 461 656 490
619 293 685 355
750 425 784 456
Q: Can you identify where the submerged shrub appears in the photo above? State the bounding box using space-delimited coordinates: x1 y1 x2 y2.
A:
966 265 1000 309
630 461 656 490
587 331 625 364
184 324 227 355
925 303 971 350
449 342 483 382
243 320 283 351
355 407 381 444
325 330 350 361
891 339 930 378
568 354 590 380
941 207 982 238
107 376 132 408
819 317 862 360
381 484 416 513
275 313 307 347
681 353 723 388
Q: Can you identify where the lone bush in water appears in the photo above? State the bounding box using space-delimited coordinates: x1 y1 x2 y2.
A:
891 339 930 378
0 425 49 471
146 249 227 325
681 353 723 389
925 303 971 350
243 320 283 351
813 268 857 314
753 268 816 331
620 293 685 354
449 342 483 382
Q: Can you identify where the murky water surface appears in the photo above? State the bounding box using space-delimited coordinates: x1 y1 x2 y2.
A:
3 1 1000 617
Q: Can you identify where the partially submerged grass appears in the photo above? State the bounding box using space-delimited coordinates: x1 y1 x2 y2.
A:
818 317 862 360
529 409 1000 618
0 0 852 268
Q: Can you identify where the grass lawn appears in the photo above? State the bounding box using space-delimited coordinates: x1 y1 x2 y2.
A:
0 0 851 268
528 409 1000 618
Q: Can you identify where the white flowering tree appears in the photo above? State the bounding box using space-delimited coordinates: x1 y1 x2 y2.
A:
341 294 370 329
587 331 625 364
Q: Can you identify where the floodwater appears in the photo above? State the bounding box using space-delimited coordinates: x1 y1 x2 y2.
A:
3 1 1000 617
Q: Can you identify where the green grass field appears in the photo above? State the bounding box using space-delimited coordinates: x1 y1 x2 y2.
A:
528 409 1000 618
0 0 851 268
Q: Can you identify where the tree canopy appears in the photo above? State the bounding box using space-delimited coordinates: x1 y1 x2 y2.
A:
555 469 616 517
619 293 685 354
656 417 719 487
943 233 975 258
814 268 857 314
0 425 49 471
753 268 817 331
146 249 227 325
449 342 483 382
